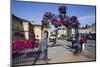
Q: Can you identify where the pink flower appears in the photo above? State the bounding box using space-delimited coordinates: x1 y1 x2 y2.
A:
71 16 77 22
12 40 39 52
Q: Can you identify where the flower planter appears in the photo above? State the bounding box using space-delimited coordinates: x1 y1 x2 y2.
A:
12 39 40 53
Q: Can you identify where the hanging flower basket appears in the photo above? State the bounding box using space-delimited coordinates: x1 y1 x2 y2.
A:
44 12 53 19
67 20 72 27
53 19 62 27
42 19 49 25
59 6 67 14
51 17 57 24
63 20 72 27
71 16 77 22
60 19 66 23
57 19 62 26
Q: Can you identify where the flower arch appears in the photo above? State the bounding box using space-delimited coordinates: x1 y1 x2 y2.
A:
42 6 80 44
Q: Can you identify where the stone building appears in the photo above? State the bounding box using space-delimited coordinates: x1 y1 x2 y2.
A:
78 23 96 34
90 23 96 33
32 24 42 40
57 28 67 38
32 24 51 44
12 14 35 41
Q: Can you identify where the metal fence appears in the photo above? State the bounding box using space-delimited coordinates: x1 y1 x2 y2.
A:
12 40 41 66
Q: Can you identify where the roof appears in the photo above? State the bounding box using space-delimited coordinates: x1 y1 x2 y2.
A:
12 14 31 23
12 14 43 26
33 24 42 26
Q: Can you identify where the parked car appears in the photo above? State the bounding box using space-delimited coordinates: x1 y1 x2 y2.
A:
67 36 73 41
87 33 96 40
49 35 56 42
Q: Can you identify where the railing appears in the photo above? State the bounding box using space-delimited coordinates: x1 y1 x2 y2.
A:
12 39 41 66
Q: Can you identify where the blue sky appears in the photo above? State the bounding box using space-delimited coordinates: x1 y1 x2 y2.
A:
12 0 96 30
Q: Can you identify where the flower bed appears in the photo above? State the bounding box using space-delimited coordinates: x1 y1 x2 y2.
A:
12 39 39 53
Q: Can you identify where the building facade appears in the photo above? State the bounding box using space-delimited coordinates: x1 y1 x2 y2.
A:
12 14 35 41
33 24 42 41
57 28 67 38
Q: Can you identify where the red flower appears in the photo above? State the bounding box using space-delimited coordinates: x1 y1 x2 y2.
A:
12 40 39 53
63 20 72 27
53 19 62 27
44 12 53 19
67 20 72 26
71 16 77 22
60 19 66 23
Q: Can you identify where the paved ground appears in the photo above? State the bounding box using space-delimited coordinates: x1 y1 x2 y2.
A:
13 39 96 66
35 39 95 64
55 39 96 60
82 40 96 59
